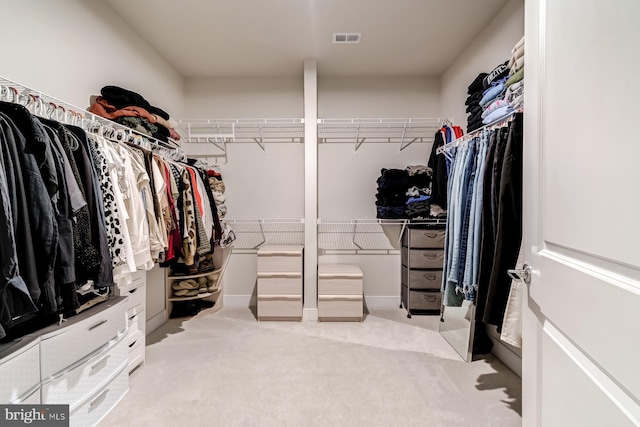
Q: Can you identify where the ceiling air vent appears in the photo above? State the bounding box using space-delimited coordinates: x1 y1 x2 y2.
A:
333 33 361 44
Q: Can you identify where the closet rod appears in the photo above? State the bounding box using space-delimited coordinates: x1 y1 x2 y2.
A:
0 75 182 153
436 109 523 157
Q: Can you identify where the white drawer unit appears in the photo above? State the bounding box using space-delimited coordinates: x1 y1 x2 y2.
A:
318 264 363 322
40 298 127 380
114 270 147 374
70 365 129 427
41 334 128 410
0 337 40 403
257 245 304 321
0 297 129 424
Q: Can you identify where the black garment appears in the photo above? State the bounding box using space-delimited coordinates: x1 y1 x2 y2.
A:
467 73 488 95
475 131 499 323
0 115 40 305
0 105 59 314
100 85 170 120
375 192 408 206
466 104 482 115
407 173 431 188
405 201 431 218
427 131 448 209
66 125 113 287
467 118 484 133
376 169 409 191
483 61 510 89
55 125 101 285
465 92 482 106
0 123 38 339
483 114 523 327
39 122 79 314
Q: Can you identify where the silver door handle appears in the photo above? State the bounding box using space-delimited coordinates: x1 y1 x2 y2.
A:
507 264 531 285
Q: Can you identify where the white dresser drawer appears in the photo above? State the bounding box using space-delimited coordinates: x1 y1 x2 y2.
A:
257 245 303 273
70 366 129 427
19 387 40 404
120 282 145 312
126 307 145 338
41 334 128 409
127 340 145 374
0 338 40 403
318 295 363 321
40 298 127 379
257 273 302 295
125 329 144 353
257 295 302 320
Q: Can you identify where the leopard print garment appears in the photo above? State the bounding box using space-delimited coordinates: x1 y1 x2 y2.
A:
86 135 128 271
181 169 197 266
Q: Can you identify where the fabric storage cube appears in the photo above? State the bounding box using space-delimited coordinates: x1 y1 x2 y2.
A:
403 248 445 270
401 286 442 312
403 227 446 249
401 265 443 291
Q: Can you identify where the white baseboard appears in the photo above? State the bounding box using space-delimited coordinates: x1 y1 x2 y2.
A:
146 310 166 336
364 295 401 309
487 325 522 378
224 295 252 307
303 308 318 321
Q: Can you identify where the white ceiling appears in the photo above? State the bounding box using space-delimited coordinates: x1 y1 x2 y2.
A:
103 0 509 78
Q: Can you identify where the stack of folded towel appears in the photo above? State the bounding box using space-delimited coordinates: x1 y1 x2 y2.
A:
505 36 525 110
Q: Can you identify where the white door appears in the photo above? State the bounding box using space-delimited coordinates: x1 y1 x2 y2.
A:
522 0 640 426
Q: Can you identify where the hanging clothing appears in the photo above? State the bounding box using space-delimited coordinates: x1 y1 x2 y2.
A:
441 113 523 332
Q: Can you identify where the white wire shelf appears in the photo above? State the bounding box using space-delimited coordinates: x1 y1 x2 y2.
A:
317 218 405 253
317 118 445 151
225 217 305 250
178 118 305 152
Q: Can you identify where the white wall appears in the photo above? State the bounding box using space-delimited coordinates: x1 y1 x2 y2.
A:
0 0 185 332
318 76 439 218
439 0 524 129
0 0 184 117
184 77 305 218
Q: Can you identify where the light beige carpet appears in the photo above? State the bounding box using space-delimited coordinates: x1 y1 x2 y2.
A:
100 307 521 427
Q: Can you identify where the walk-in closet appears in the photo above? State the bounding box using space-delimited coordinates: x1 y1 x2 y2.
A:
1 0 639 426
